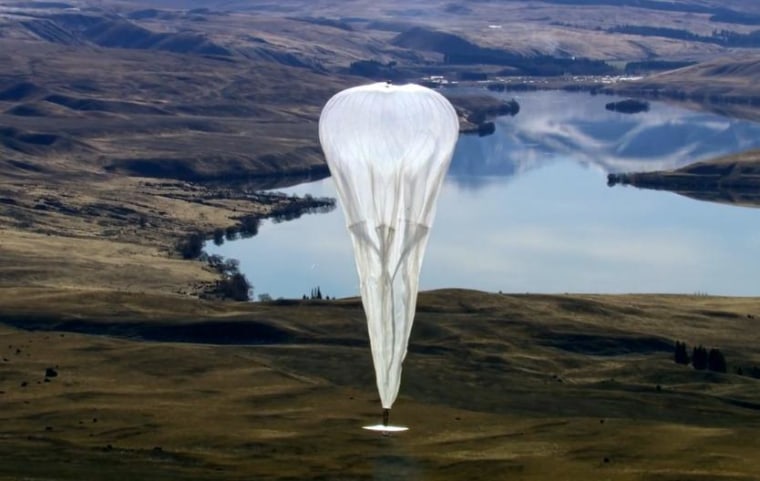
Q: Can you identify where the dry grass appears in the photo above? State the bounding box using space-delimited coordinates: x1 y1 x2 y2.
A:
0 229 216 295
1 288 760 480
1 4 760 477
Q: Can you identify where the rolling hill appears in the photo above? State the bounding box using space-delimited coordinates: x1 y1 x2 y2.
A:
4 0 760 302
0 288 759 480
2 2 760 479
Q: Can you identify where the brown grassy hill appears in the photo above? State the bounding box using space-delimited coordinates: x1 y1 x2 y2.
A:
0 33 350 295
1 5 760 478
0 41 347 181
0 287 759 480
641 54 760 96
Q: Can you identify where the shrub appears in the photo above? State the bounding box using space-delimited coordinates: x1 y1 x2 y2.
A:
708 349 727 373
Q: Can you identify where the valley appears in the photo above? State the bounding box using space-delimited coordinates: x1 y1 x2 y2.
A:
2 3 760 478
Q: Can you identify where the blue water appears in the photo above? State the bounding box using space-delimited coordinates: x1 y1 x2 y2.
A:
208 91 760 299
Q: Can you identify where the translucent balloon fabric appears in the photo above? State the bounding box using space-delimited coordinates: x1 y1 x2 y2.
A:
319 83 459 409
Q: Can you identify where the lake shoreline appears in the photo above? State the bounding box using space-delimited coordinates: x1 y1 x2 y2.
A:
608 147 760 208
3 81 760 300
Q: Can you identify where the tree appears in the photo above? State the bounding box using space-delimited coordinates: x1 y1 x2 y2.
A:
708 349 727 373
207 254 224 270
221 259 240 276
213 228 225 246
217 273 251 301
225 226 239 241
177 232 204 259
692 345 709 370
674 341 690 365
238 216 260 238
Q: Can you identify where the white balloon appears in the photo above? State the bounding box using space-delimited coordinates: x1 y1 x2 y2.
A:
319 82 459 409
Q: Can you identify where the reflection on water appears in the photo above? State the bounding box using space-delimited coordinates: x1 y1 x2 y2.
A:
207 91 760 299
450 90 760 189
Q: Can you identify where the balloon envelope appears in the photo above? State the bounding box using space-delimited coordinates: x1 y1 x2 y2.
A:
319 82 459 408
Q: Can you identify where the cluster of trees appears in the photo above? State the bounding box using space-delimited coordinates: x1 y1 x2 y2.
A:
674 341 726 372
695 338 760 379
609 25 760 49
176 232 205 259
174 242 254 301
173 194 335 301
269 194 336 224
303 286 330 301
307 286 322 300
213 216 262 246
186 194 334 250
711 29 760 48
206 255 252 302
177 217 261 259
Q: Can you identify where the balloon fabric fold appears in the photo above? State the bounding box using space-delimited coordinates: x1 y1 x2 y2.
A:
318 83 459 409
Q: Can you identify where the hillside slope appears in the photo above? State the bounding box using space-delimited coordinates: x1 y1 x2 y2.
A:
0 288 759 480
5 0 760 297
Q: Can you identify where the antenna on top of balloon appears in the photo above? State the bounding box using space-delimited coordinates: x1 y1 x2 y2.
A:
318 82 460 433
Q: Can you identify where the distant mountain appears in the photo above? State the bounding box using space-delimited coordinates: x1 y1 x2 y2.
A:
5 0 760 184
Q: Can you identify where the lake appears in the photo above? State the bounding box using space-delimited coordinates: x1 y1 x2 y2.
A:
207 90 760 299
